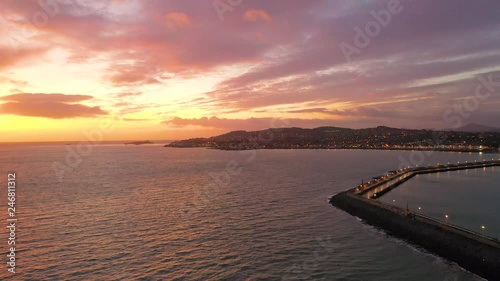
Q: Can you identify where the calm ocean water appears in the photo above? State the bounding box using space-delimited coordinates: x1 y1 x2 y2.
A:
0 144 493 280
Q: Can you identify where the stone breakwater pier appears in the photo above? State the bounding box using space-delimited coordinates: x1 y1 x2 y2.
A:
330 159 500 281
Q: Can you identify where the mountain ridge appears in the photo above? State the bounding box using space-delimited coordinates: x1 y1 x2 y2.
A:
165 126 500 152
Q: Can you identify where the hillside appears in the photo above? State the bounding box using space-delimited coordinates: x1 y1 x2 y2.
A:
165 126 500 152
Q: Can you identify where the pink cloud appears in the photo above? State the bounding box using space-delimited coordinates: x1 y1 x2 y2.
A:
108 63 162 86
0 46 47 69
0 93 107 118
163 116 379 131
163 12 191 30
242 9 272 23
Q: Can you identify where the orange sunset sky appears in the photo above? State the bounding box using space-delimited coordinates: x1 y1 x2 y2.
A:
1 0 499 142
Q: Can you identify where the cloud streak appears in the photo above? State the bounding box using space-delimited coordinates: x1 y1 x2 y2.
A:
0 93 107 119
163 116 380 131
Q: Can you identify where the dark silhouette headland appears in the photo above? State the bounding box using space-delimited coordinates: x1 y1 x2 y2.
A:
165 126 500 152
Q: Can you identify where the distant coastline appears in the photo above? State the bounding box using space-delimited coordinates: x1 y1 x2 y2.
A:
215 146 498 153
164 126 500 153
124 140 154 145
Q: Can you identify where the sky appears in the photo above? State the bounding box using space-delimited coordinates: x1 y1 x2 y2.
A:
0 0 499 142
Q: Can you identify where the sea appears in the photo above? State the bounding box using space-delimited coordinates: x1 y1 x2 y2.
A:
0 143 495 280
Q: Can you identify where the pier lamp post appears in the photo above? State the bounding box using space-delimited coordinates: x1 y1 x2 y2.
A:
418 207 421 211
445 215 449 223
482 226 486 236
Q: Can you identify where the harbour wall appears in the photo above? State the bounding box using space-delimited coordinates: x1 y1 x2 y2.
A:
330 160 500 281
